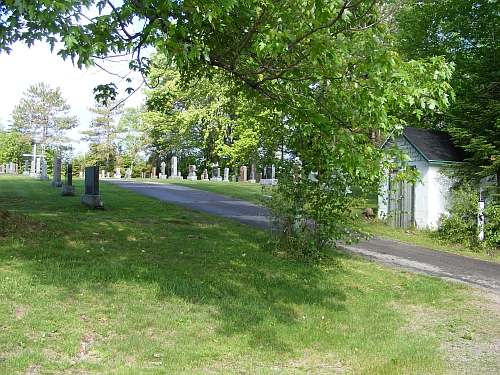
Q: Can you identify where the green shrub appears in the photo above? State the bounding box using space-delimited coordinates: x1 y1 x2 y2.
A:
436 184 499 253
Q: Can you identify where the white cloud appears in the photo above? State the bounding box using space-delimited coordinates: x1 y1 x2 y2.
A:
0 42 145 154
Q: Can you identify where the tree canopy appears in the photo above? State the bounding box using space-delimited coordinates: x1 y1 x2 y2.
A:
396 0 500 185
10 82 79 155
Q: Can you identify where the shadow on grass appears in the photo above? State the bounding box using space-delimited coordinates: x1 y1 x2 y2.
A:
0 176 348 353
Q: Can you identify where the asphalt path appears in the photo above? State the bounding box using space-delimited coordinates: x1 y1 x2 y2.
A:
105 179 500 293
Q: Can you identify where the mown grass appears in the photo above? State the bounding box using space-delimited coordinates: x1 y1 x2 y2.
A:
1 175 498 374
154 178 266 205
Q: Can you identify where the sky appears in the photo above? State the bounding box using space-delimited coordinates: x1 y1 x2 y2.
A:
0 42 145 154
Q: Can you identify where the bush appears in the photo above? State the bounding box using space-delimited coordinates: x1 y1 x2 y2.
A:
436 184 499 253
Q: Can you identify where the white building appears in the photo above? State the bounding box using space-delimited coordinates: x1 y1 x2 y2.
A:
378 127 467 229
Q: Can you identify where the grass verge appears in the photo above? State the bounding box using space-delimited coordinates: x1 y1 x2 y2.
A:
1 175 499 374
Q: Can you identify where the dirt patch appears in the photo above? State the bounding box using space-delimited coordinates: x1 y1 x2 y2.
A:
0 210 44 237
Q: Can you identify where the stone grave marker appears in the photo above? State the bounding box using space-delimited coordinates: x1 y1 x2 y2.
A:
223 167 229 182
62 163 75 196
169 156 183 179
125 168 132 179
249 163 257 183
22 160 30 176
50 156 63 186
201 169 209 180
260 165 277 185
187 165 198 181
239 166 248 182
81 166 103 208
160 162 166 179
210 165 222 182
40 160 49 181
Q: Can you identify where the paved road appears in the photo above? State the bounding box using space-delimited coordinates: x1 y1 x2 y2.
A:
106 179 500 292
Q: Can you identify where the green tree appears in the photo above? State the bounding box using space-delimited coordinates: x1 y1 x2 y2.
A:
0 129 32 165
10 83 79 156
395 0 500 187
144 60 285 174
117 107 151 175
81 99 125 171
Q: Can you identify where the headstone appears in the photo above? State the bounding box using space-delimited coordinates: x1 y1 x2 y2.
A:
101 170 106 178
10 162 17 175
106 172 110 178
255 172 262 183
125 168 132 179
22 160 30 176
50 156 62 186
40 160 49 181
62 164 75 196
23 144 43 178
81 166 103 208
210 165 222 182
260 164 277 185
141 172 146 179
161 162 166 176
201 169 209 180
223 167 230 182
5 163 10 174
79 171 83 178
169 156 183 179
187 165 198 181
114 168 121 179
239 166 248 182
249 163 257 183
0 165 4 173
30 159 36 177
152 167 157 178
232 175 236 182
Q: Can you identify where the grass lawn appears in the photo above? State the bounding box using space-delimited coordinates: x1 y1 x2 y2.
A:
1 175 499 374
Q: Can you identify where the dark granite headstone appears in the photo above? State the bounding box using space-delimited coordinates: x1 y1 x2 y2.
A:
85 166 99 195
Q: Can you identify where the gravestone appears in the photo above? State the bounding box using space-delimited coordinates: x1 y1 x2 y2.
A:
141 172 146 179
40 160 49 181
0 165 4 173
210 165 222 182
23 144 44 178
62 163 75 196
223 167 229 182
260 164 277 185
152 167 157 178
187 165 198 181
10 162 17 174
249 163 257 183
22 160 30 176
79 171 83 178
160 162 166 179
50 156 62 186
125 168 132 179
114 168 121 179
81 166 103 208
239 166 248 182
169 156 182 179
201 169 209 180
101 170 106 178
